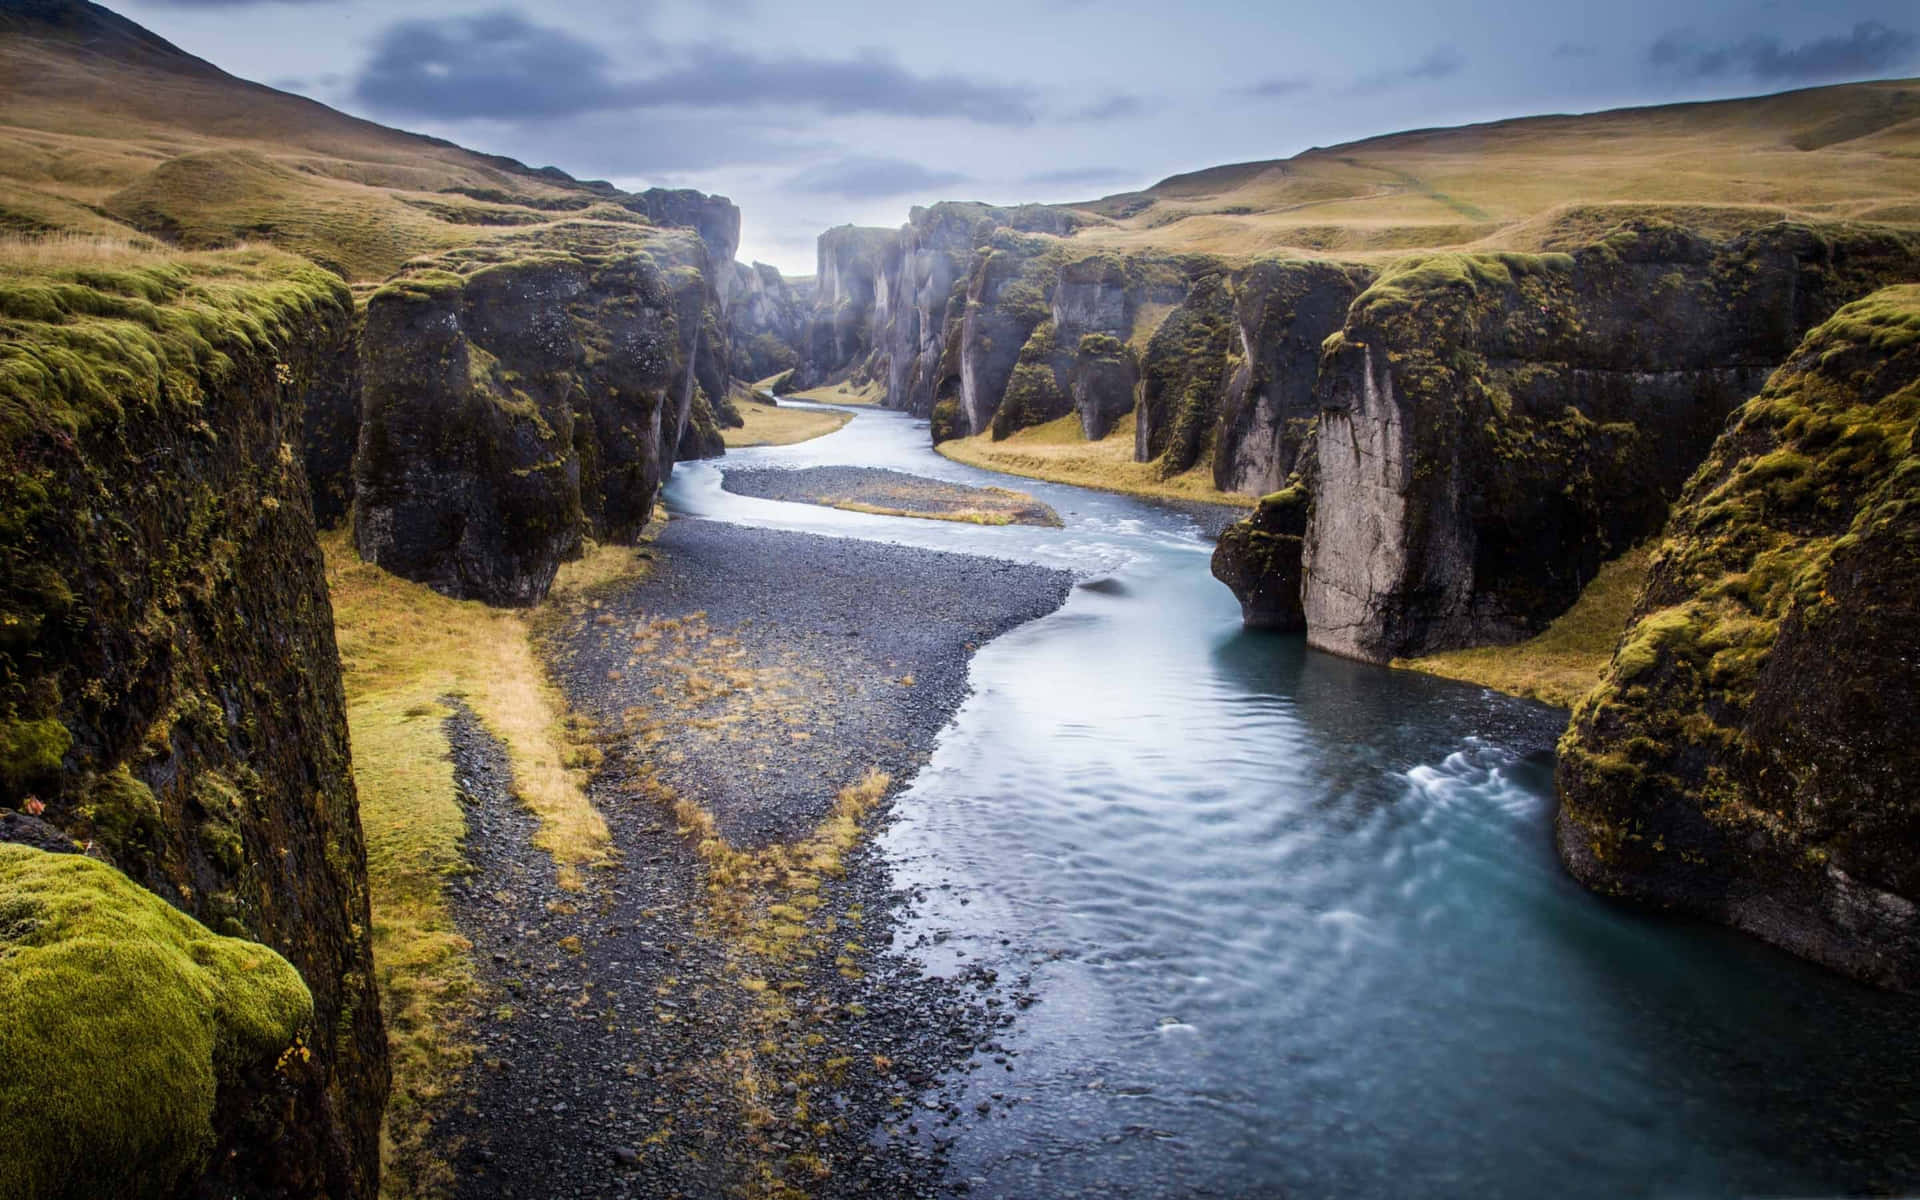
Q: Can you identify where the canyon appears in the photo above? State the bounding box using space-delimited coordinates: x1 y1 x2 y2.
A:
1 0 1917 1196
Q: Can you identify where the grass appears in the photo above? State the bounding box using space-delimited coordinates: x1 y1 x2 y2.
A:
1395 543 1654 707
724 397 853 447
789 379 886 406
323 532 640 1196
809 477 1060 527
937 411 1253 506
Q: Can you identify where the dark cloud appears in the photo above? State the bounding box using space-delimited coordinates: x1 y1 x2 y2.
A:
785 156 969 198
1240 76 1313 98
1649 21 1918 82
353 11 1036 126
1022 166 1139 187
1552 42 1598 59
1071 94 1147 121
1351 44 1465 91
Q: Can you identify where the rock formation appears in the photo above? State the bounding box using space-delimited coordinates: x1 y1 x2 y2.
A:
354 223 724 605
1556 284 1920 992
0 250 387 1197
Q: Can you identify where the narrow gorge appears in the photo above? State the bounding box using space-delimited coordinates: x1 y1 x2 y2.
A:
2 2 1918 1197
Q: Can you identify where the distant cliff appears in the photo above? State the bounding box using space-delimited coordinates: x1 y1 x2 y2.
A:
1557 285 1920 992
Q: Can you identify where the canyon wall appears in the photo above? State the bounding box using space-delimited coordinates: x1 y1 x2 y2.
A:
0 251 387 1197
1556 285 1920 992
354 223 726 605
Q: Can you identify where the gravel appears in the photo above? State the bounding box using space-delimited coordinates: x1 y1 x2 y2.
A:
722 466 1061 528
429 518 1071 1198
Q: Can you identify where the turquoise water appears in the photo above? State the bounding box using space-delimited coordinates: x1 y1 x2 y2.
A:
666 405 1920 1199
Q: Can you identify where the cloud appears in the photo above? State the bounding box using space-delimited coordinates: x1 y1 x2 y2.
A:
1239 76 1313 98
1552 42 1598 59
784 156 969 198
353 11 1037 126
1649 21 1918 82
1351 45 1466 92
1022 166 1139 188
1070 94 1147 121
137 0 340 5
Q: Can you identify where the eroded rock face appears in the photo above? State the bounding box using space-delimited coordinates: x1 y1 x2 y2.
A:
301 323 362 528
0 254 386 1197
355 223 718 605
1556 285 1920 992
1211 486 1311 629
728 261 812 383
1298 221 1920 662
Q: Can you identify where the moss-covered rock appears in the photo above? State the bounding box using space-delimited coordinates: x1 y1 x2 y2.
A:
1556 284 1920 991
0 247 385 1196
0 843 313 1200
354 222 721 604
1300 220 1920 662
1211 484 1311 629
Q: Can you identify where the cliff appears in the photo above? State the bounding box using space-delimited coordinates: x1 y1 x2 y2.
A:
354 223 724 605
728 261 814 383
1556 286 1920 992
0 248 387 1196
1209 221 1920 655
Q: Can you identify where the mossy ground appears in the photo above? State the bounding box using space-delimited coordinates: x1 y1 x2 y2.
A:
937 411 1252 505
724 398 853 448
322 532 639 1196
0 844 312 1200
1397 544 1653 707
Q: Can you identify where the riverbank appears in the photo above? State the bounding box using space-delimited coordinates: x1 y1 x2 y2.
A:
722 466 1061 527
428 518 1071 1197
936 412 1253 517
724 395 854 448
1393 545 1652 708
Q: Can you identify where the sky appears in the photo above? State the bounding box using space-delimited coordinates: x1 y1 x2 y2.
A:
108 0 1920 275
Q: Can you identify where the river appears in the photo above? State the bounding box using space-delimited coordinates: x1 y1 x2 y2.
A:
665 403 1920 1199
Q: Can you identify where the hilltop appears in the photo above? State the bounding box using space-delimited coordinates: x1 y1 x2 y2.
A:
0 0 737 279
1058 79 1920 258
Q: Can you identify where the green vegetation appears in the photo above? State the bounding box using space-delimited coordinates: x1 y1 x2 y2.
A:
1398 544 1653 707
0 843 311 1200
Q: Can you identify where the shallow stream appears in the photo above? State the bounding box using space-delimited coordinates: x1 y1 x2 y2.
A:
666 404 1920 1199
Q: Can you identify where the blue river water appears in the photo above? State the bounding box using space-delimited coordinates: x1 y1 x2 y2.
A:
665 403 1920 1199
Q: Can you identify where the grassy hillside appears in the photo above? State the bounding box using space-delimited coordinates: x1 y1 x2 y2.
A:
1061 80 1920 259
0 0 650 279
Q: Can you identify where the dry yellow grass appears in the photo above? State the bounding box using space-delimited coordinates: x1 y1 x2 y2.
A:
724 398 853 447
323 532 638 1195
1396 544 1654 707
937 412 1252 506
1057 80 1920 260
789 379 886 406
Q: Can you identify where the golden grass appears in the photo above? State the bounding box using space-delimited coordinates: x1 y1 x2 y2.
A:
1395 544 1654 707
0 230 170 269
724 398 853 448
323 533 639 1196
825 500 1015 525
813 477 1060 527
937 412 1253 506
789 379 886 406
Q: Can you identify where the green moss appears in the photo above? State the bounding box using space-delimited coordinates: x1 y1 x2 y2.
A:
77 764 164 861
0 716 70 792
0 843 313 1200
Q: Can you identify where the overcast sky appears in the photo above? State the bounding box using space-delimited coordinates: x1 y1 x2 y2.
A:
109 0 1920 275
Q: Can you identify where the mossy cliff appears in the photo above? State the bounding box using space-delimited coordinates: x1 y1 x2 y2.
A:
1295 220 1920 663
0 843 312 1200
0 249 387 1195
354 222 726 605
1556 286 1920 991
1211 485 1310 629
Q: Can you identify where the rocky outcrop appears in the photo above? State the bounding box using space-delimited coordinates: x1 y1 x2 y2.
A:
1556 285 1920 992
624 188 741 283
354 222 720 605
728 261 813 383
0 250 387 1196
794 225 899 387
302 319 361 528
1297 221 1920 663
1211 485 1311 629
